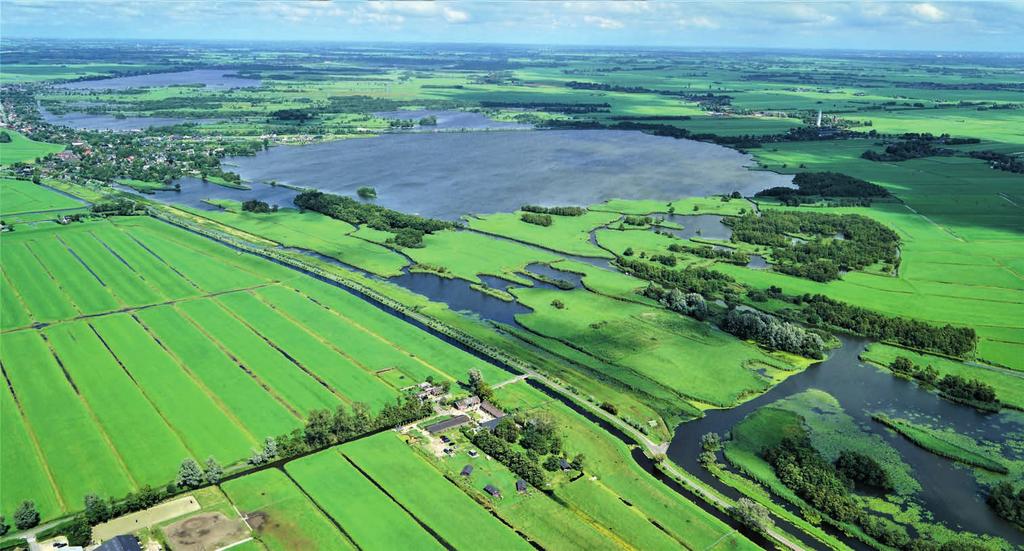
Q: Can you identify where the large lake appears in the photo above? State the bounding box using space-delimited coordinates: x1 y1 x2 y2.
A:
55 69 260 91
223 130 792 219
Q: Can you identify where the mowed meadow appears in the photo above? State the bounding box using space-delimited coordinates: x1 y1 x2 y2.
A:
0 214 513 522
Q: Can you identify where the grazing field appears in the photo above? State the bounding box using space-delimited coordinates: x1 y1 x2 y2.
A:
286 450 444 551
0 129 64 164
191 202 409 277
221 469 351 551
467 210 620 258
342 432 534 551
0 177 83 215
407 228 560 284
0 216 518 523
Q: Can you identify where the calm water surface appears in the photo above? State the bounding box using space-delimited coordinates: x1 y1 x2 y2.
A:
374 110 532 131
225 130 793 219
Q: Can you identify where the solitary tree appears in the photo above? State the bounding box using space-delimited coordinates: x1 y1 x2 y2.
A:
468 369 494 402
65 516 92 547
700 432 722 453
176 458 204 488
84 493 110 525
13 500 40 530
729 498 774 534
0 516 9 536
571 453 586 471
204 457 224 484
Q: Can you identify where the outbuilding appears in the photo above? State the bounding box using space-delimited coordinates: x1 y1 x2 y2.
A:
461 464 474 477
516 479 527 493
484 484 502 498
426 415 471 434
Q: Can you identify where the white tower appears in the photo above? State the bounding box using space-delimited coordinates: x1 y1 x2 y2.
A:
816 110 823 128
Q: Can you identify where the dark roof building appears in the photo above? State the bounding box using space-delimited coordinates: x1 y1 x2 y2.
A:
97 535 142 551
484 484 502 498
479 417 503 431
559 458 572 471
425 415 471 434
516 479 527 493
461 464 474 477
455 396 481 410
480 401 505 418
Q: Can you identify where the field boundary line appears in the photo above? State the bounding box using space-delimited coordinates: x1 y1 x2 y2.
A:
0 360 69 512
0 265 38 328
40 331 141 491
172 304 308 420
279 465 366 551
87 229 176 301
125 232 204 290
241 288 413 390
131 312 264 446
86 322 203 461
22 239 85 316
208 295 354 406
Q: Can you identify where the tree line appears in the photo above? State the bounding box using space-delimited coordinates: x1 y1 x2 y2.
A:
294 190 456 247
520 212 553 226
521 205 586 216
755 172 890 200
721 308 826 358
617 257 736 297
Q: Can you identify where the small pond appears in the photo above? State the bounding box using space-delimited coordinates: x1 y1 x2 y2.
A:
54 69 261 90
661 214 734 240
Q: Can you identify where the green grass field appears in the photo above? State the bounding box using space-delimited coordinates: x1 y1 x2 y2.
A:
222 469 352 551
0 178 83 216
286 450 444 551
0 130 64 165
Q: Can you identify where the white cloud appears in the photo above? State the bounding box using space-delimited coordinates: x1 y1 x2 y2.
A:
583 15 624 29
443 7 470 23
910 3 947 22
678 16 718 30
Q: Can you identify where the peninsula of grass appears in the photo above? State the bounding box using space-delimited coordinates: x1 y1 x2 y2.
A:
0 129 65 164
872 414 1009 474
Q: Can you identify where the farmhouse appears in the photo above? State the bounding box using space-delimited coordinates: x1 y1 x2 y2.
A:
484 484 502 498
455 396 481 410
96 534 142 551
559 458 572 471
480 401 505 419
425 415 471 434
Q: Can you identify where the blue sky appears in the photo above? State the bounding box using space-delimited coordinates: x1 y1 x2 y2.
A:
2 1 1023 52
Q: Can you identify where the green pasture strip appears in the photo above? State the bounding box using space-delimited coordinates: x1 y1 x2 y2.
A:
190 205 408 277
405 229 559 285
0 240 80 321
556 480 682 551
0 379 63 521
287 277 514 385
221 469 353 551
287 450 444 551
0 130 64 165
123 224 268 293
135 303 299 440
89 225 199 300
45 322 190 486
512 286 773 407
59 230 167 306
343 433 534 551
977 339 1024 371
497 491 620 551
467 210 619 258
0 330 135 506
0 271 33 330
27 234 122 314
873 415 1008 474
0 178 81 215
106 309 267 461
254 284 446 386
214 290 398 409
519 384 754 550
554 259 650 302
861 343 1024 410
176 298 343 415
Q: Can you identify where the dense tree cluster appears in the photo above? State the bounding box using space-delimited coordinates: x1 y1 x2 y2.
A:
521 205 586 216
623 215 654 226
270 108 314 121
0 131 12 143
726 211 900 281
987 482 1024 529
721 308 825 358
617 257 735 297
969 150 1024 173
91 198 144 216
756 172 890 199
643 285 709 320
241 199 274 213
466 428 547 488
520 212 553 226
889 356 940 385
861 139 954 162
296 397 432 453
800 294 976 357
357 186 377 199
729 498 774 534
936 374 998 407
834 451 893 492
294 190 455 247
479 101 611 114
669 243 749 265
